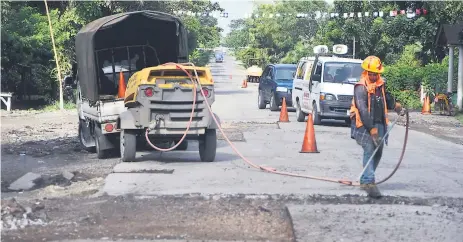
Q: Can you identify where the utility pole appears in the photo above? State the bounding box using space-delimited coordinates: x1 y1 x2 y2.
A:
44 0 64 110
353 36 356 59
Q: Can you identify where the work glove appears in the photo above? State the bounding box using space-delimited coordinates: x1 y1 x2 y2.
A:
369 127 381 147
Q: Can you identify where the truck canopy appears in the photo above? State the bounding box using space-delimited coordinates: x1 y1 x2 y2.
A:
75 10 189 102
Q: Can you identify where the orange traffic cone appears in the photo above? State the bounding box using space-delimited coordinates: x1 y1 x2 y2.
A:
279 97 289 122
241 79 247 88
118 71 126 98
421 95 431 115
299 113 319 153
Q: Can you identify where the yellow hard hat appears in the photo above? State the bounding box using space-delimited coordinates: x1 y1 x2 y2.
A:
361 56 384 74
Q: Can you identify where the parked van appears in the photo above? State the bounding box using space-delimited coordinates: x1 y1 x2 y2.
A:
292 45 363 125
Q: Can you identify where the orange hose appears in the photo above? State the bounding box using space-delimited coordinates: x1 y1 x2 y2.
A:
145 62 409 187
144 63 197 152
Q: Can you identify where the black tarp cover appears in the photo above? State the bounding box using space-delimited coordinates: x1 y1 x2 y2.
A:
75 11 189 102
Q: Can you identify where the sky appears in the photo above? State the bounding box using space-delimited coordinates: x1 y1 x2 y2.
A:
213 0 334 37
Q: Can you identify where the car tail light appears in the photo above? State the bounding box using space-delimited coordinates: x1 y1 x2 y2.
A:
144 87 154 97
202 87 211 98
104 123 114 132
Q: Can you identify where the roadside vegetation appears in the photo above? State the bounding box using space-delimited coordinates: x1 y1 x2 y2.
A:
224 1 463 110
1 0 223 110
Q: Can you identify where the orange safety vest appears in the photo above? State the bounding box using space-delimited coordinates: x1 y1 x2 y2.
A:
350 72 389 128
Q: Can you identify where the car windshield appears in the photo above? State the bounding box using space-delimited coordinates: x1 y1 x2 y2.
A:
275 68 296 80
323 62 362 83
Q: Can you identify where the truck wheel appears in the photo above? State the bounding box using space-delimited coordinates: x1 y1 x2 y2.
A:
78 119 96 152
344 118 352 125
269 93 279 111
296 101 306 122
174 140 189 151
312 103 322 125
120 130 137 162
199 129 217 162
258 90 266 109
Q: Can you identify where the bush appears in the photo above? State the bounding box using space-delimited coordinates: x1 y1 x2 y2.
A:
189 49 213 67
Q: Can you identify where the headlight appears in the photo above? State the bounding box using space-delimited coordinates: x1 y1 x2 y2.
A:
320 93 335 101
276 87 288 92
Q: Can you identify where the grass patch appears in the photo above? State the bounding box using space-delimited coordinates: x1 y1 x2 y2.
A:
41 101 76 112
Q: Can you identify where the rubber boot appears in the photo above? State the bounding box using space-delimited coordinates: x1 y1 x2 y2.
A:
360 184 382 198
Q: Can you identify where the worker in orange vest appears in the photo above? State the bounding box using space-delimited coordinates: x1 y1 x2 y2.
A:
350 56 405 198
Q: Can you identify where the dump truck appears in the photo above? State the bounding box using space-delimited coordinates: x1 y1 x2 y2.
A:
65 10 219 161
246 58 263 83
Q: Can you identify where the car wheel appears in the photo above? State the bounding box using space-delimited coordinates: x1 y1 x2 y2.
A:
344 118 352 125
258 90 266 109
269 93 279 111
312 102 321 125
120 129 137 162
199 129 217 162
296 101 306 122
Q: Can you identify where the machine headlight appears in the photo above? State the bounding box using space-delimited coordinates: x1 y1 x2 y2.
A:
276 87 288 92
321 93 335 101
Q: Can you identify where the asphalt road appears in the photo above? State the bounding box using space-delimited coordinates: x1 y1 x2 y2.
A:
2 54 463 241
103 54 463 199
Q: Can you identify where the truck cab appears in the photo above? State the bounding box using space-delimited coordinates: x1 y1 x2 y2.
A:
292 45 363 125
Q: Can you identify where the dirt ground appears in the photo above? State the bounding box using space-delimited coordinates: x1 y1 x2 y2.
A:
1 109 463 241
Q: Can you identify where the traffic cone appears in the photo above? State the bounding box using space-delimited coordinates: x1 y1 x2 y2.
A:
118 71 126 98
299 113 319 153
241 79 247 88
421 95 431 115
279 97 289 122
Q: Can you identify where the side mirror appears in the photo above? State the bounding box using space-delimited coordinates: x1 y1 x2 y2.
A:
63 75 74 88
312 74 321 82
72 63 77 78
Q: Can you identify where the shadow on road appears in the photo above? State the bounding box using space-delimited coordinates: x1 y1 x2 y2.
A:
137 150 238 163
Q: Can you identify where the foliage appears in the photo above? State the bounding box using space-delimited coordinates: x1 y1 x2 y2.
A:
189 49 214 67
223 0 463 109
1 0 223 106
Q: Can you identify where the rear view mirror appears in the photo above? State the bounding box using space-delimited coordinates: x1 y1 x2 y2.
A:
72 63 77 78
63 75 75 88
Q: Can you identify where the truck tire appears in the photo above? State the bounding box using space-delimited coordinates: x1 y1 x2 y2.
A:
312 102 321 125
199 129 217 162
344 118 352 125
174 140 189 151
78 119 96 152
269 93 279 111
258 90 266 109
296 101 306 122
120 130 137 162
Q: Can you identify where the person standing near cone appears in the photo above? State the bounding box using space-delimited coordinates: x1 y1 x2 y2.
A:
350 56 405 198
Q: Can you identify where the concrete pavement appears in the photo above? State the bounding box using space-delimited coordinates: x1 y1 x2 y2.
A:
102 55 463 199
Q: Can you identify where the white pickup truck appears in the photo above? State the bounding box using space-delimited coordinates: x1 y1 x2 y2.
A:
292 45 363 125
65 10 190 159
